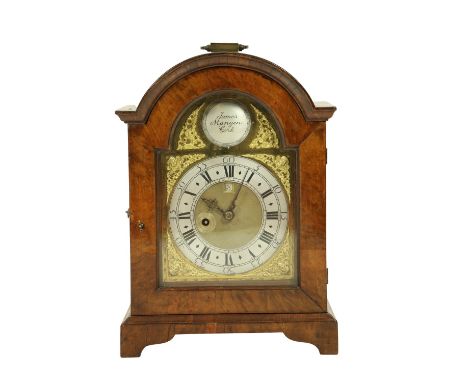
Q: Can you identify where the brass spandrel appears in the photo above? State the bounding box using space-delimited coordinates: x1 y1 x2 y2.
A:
176 104 206 150
244 153 291 200
249 104 279 149
166 154 206 202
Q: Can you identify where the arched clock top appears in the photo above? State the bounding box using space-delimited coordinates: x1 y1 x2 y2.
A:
115 53 336 125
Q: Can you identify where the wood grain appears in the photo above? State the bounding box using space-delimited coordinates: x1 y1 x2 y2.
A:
121 305 338 357
116 53 336 124
117 51 338 355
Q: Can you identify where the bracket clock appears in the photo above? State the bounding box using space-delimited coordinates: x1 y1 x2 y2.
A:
116 43 338 356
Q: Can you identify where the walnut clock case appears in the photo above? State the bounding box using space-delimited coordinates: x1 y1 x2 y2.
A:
116 44 338 356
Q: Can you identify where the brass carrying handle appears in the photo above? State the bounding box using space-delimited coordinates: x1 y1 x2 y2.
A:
201 43 248 53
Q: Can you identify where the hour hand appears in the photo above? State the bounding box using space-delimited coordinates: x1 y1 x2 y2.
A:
200 197 225 215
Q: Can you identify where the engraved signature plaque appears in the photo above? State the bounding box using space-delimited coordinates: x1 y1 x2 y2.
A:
202 101 251 147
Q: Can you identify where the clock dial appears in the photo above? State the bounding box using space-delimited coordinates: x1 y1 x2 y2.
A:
202 101 251 147
168 155 288 275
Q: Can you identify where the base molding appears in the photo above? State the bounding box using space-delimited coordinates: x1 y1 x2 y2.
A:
121 303 338 357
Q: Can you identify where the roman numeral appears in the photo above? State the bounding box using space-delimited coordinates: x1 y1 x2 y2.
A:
224 165 234 178
184 190 196 196
261 189 273 199
248 249 256 258
259 230 275 245
182 229 197 245
178 211 191 219
266 211 279 220
224 253 234 266
199 246 211 261
246 171 254 183
200 171 212 183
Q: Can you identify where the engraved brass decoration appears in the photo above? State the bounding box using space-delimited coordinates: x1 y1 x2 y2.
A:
163 230 293 282
249 105 279 149
165 234 207 279
176 104 206 150
248 233 292 279
166 154 206 201
244 154 291 200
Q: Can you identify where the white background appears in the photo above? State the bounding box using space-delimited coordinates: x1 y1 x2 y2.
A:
1 0 467 380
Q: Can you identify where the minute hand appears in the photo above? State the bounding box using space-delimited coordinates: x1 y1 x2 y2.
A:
228 170 248 211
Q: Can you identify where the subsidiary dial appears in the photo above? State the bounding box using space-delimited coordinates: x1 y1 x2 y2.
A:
202 101 251 147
